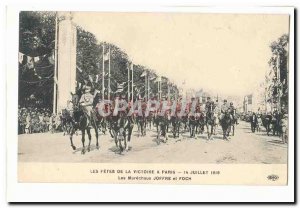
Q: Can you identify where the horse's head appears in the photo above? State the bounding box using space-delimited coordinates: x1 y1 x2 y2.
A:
71 93 81 111
224 110 231 118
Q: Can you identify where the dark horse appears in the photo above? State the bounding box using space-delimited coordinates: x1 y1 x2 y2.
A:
109 109 135 153
219 111 232 140
69 93 99 154
171 115 181 138
61 108 73 136
205 105 216 140
261 114 272 136
188 113 197 138
156 113 169 144
136 113 146 137
196 112 206 135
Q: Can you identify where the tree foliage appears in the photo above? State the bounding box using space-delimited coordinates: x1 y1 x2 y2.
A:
267 34 289 112
19 11 56 109
19 11 179 109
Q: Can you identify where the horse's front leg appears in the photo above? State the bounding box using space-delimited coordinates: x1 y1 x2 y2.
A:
223 129 227 140
206 125 210 140
126 126 133 151
102 120 107 134
70 127 76 150
112 129 118 147
142 121 147 136
137 121 141 137
86 128 92 152
210 125 214 140
81 130 86 154
94 125 99 150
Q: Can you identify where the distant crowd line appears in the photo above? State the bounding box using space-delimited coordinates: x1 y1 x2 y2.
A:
18 106 64 134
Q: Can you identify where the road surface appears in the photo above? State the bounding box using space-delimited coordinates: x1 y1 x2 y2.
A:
18 121 287 164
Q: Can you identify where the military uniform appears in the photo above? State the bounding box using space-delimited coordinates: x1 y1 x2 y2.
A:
80 87 96 126
228 104 236 121
220 101 229 120
205 100 214 113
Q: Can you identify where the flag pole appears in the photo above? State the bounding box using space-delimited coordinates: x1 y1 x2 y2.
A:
108 44 111 100
102 43 105 100
157 77 159 99
167 81 170 100
147 73 150 100
145 71 147 100
159 78 161 100
53 14 58 114
131 62 134 103
128 62 130 102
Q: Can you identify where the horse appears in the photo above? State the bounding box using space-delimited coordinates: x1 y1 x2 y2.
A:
196 112 205 135
205 105 216 140
261 114 272 136
181 115 189 132
110 111 128 153
156 114 169 144
271 113 281 136
230 115 236 136
188 113 197 138
61 109 73 136
146 111 154 130
136 113 146 137
124 114 135 151
219 110 232 140
93 94 107 135
171 115 181 138
69 93 100 154
94 107 108 135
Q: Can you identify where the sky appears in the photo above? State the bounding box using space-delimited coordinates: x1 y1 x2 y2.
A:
72 12 289 97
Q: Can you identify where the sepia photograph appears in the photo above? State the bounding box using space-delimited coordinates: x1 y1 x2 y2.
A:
8 6 294 190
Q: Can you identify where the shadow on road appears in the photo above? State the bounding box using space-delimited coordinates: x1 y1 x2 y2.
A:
72 144 99 154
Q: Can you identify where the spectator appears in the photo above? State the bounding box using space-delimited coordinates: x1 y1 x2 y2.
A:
18 106 55 134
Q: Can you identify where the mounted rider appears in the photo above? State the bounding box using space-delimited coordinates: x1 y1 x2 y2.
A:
228 102 237 123
205 97 215 114
188 97 196 119
117 94 128 127
158 95 169 137
214 99 221 117
79 85 97 125
220 99 229 120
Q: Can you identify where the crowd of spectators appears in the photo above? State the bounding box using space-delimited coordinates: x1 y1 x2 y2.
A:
18 106 63 134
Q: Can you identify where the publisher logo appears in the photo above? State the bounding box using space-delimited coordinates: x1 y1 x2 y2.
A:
267 174 279 181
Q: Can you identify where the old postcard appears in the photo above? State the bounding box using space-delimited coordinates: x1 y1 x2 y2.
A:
6 5 295 202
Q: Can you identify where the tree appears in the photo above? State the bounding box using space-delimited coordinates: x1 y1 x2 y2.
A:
19 11 180 109
268 34 289 113
18 11 56 109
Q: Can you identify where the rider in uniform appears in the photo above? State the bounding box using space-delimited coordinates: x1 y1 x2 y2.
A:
220 99 229 120
118 94 128 129
214 100 221 118
158 95 168 137
79 85 95 125
205 97 214 113
228 102 238 124
188 97 197 137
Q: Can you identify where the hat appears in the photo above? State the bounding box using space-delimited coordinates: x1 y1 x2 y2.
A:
224 99 227 102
